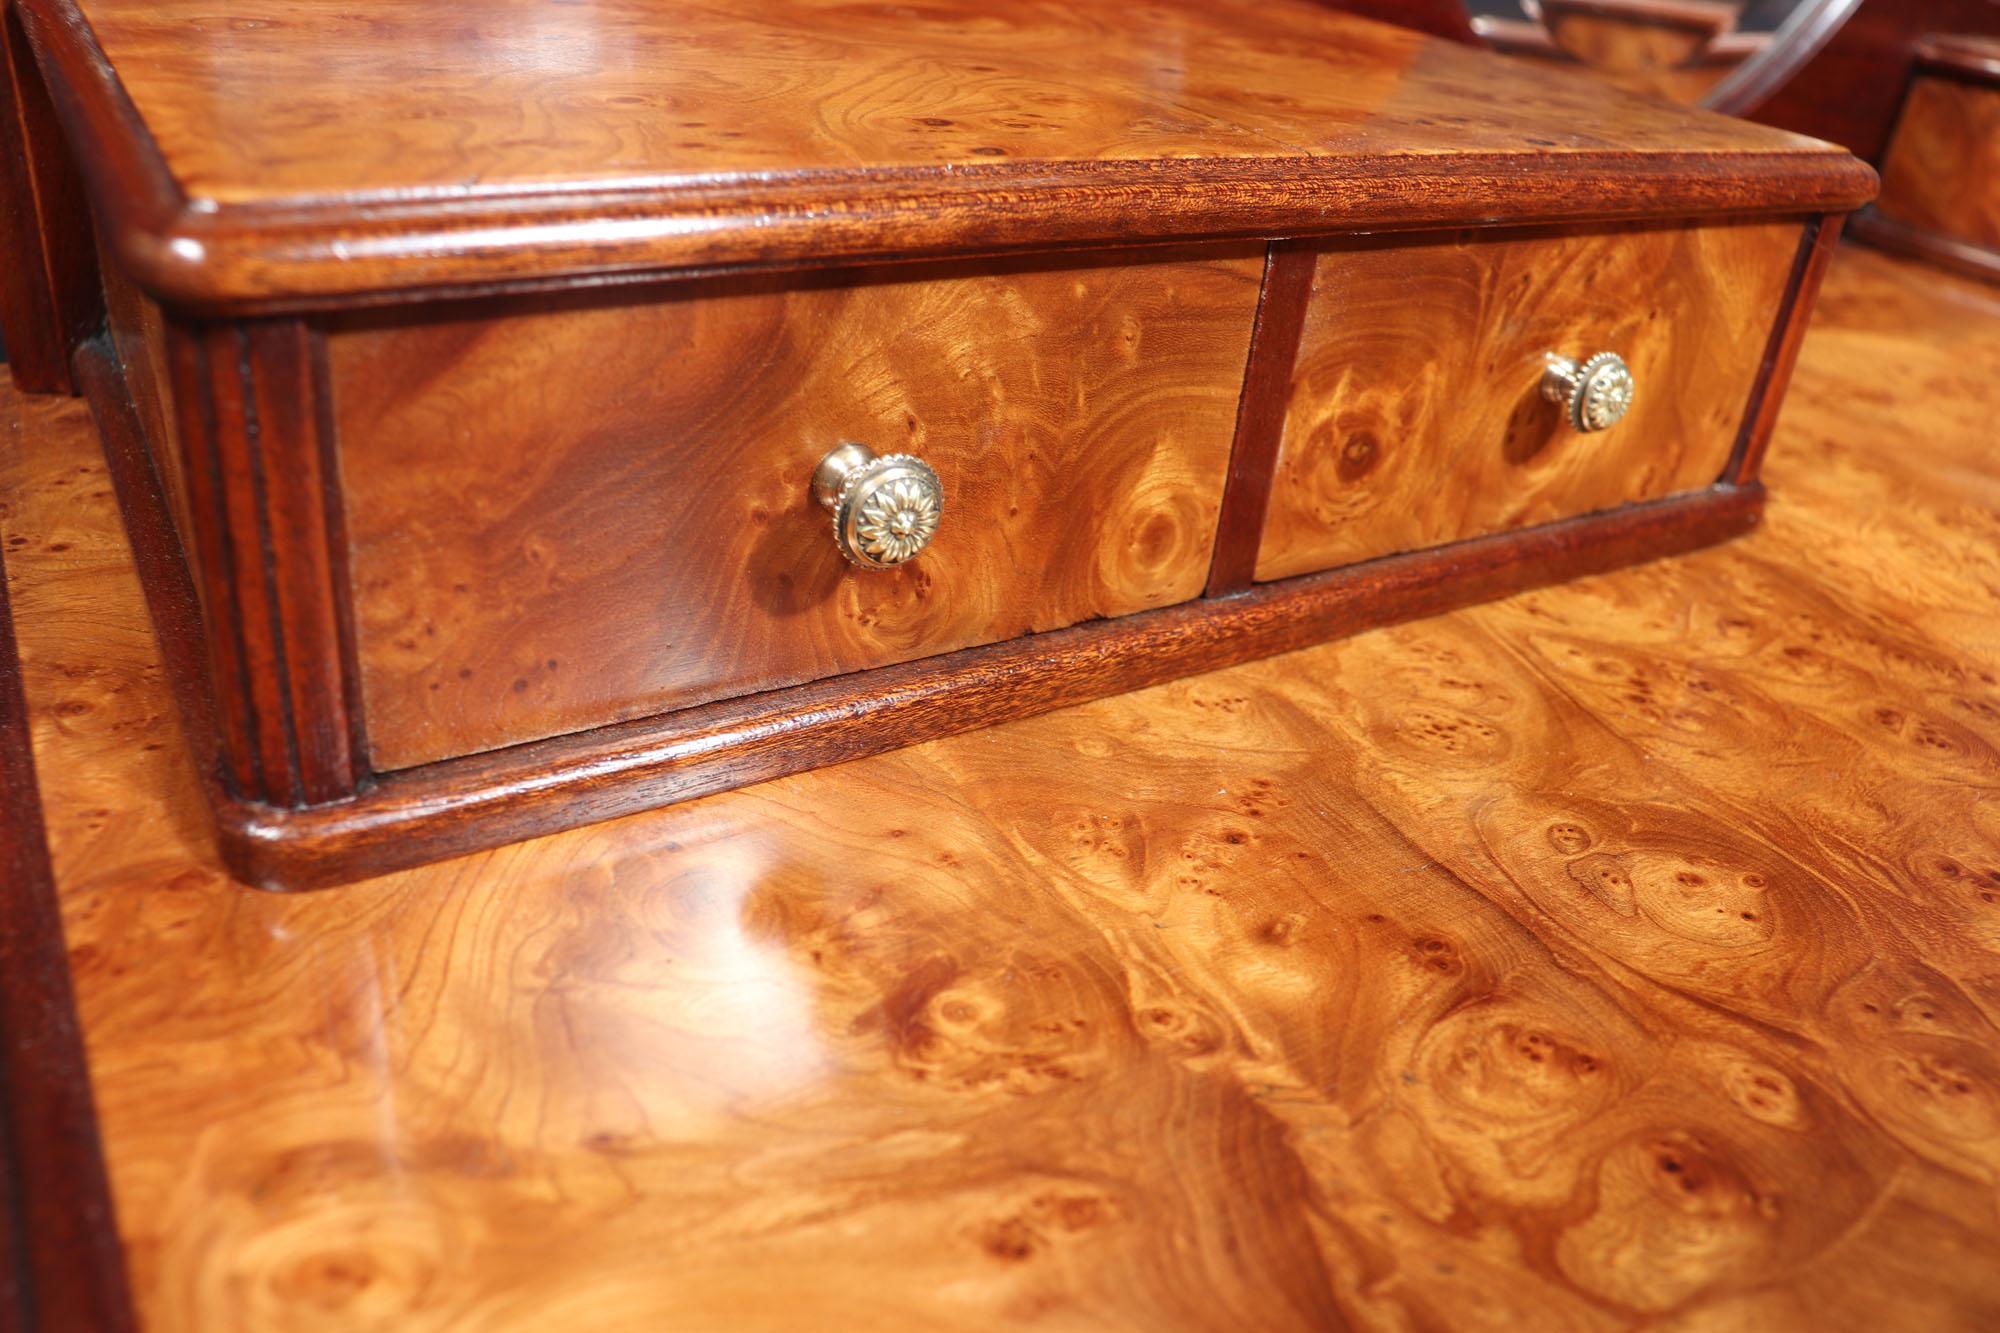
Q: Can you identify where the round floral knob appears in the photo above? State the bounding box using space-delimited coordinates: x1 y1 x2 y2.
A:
1541 351 1636 433
811 442 944 569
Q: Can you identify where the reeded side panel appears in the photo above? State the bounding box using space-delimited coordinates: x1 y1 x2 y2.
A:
164 318 361 806
330 247 1263 771
1254 220 1803 583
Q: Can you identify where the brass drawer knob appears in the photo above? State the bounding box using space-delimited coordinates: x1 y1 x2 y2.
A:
811 442 944 569
1541 351 1636 432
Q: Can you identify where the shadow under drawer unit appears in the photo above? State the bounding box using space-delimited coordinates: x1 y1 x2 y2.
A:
0 0 1875 888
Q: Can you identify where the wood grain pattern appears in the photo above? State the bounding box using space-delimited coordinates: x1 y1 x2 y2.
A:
90 293 1758 890
8 243 2000 1329
10 0 1874 309
1254 220 1802 583
1873 74 2000 259
330 248 1262 770
0 391 134 1333
218 487 1762 891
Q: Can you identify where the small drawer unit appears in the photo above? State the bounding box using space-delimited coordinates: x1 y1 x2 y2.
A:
0 0 1874 887
327 249 1264 770
1253 221 1805 583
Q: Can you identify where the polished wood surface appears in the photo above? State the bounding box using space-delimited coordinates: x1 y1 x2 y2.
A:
1254 220 1801 583
12 0 1874 308
10 243 2000 1329
85 226 1830 886
87 311 1761 889
330 249 1262 770
0 398 133 1332
1873 74 2000 260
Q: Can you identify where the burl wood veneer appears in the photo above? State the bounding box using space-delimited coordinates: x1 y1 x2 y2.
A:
10 245 2000 1329
332 250 1263 770
1255 221 1802 582
0 0 1876 887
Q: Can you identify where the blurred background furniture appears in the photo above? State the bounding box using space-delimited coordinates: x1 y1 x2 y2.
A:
1344 0 2000 281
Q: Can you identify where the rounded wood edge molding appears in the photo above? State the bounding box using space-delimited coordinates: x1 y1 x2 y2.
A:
197 486 1766 891
15 0 1876 314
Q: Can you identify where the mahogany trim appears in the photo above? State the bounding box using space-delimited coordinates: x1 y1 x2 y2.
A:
161 319 360 807
0 1 98 393
1729 214 1846 483
1206 245 1316 595
0 511 136 1331
216 484 1755 890
12 0 1878 314
222 485 1762 890
1848 206 2000 285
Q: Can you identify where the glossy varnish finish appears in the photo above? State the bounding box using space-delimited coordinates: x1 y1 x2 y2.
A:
10 0 1873 884
14 0 1875 308
0 393 134 1332
164 319 361 805
1254 220 1801 583
9 246 2000 1328
331 249 1262 770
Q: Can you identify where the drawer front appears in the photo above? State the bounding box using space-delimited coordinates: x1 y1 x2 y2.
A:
1253 221 1803 583
330 247 1263 771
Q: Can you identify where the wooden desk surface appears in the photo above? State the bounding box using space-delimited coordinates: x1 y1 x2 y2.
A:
16 0 1873 306
6 244 2000 1328
60 0 1835 199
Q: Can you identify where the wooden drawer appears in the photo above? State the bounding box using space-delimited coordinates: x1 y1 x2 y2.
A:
329 248 1264 770
1252 221 1805 583
12 0 1872 887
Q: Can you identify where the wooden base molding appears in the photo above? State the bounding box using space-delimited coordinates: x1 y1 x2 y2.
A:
82 334 1762 889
